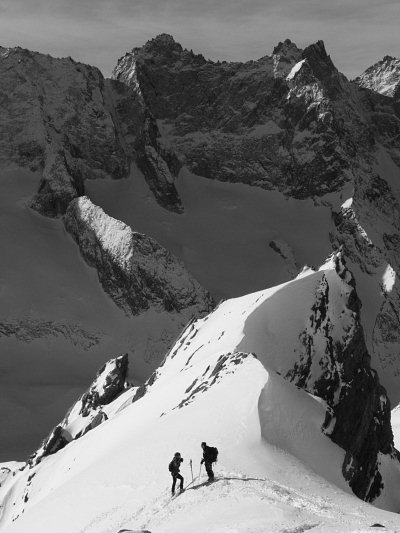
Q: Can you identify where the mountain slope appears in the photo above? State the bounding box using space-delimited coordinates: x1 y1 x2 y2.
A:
108 34 400 409
1 254 400 532
2 35 400 532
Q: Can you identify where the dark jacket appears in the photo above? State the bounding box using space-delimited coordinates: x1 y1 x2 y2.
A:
169 456 183 475
202 445 215 464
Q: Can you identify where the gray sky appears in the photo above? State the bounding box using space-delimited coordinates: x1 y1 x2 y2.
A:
0 0 399 81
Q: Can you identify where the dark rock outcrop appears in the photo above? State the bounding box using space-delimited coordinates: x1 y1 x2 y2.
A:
28 426 71 466
134 111 183 213
78 354 129 417
285 254 394 501
28 355 130 466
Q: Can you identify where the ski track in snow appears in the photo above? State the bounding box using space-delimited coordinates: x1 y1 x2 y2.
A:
78 470 397 533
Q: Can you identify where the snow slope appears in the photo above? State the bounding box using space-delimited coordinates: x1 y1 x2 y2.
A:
2 257 400 532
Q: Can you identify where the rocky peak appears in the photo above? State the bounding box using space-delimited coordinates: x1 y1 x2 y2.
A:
137 33 182 55
272 38 303 78
111 34 364 203
355 55 400 97
273 38 299 56
301 40 344 97
129 33 207 70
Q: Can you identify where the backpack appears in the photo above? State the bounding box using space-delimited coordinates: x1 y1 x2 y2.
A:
209 446 218 463
168 461 174 473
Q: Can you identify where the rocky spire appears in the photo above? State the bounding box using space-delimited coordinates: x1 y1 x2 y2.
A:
272 38 303 78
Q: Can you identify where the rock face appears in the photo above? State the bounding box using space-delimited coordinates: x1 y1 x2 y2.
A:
0 46 128 216
329 189 400 406
111 35 367 200
64 196 213 315
76 354 129 418
28 426 71 467
285 254 393 501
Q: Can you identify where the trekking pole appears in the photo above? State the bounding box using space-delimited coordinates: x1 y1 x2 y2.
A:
199 462 202 480
190 459 194 484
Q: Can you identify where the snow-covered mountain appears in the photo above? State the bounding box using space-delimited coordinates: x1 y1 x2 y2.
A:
355 55 400 97
109 34 400 409
2 33 400 532
2 253 400 532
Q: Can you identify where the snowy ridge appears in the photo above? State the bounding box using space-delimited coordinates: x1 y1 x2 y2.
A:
2 253 400 532
64 196 212 316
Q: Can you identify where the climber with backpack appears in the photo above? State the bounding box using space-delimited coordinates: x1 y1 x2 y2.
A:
168 452 184 495
200 441 218 482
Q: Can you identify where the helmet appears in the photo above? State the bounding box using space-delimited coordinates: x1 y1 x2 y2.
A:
201 441 206 447
174 452 181 457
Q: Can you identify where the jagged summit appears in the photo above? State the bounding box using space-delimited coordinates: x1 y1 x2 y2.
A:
144 32 177 47
301 39 345 95
356 54 400 96
133 33 182 56
129 33 207 67
383 54 397 62
273 38 299 55
111 33 360 204
272 38 302 78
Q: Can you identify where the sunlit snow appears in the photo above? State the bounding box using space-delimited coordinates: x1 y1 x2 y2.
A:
286 59 306 80
382 264 396 294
